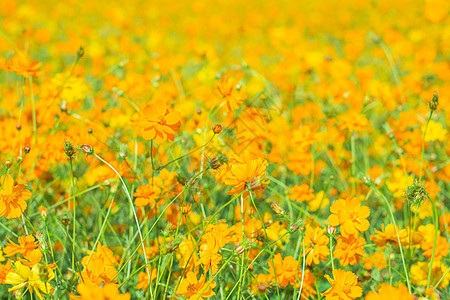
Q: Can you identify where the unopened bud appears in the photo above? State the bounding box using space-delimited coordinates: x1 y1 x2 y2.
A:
77 46 85 59
209 154 228 169
4 160 12 169
16 124 22 131
429 92 439 111
327 226 336 235
212 124 222 134
24 146 31 154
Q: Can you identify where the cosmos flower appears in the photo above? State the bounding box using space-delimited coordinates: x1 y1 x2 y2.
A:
321 269 362 300
224 155 270 196
0 175 32 219
328 196 370 238
135 101 181 143
176 271 216 300
5 262 55 300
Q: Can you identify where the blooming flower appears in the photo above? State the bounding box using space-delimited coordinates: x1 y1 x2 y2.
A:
268 253 299 287
71 283 130 300
304 225 329 265
365 283 413 300
370 224 409 247
362 252 387 270
321 269 362 300
215 75 246 111
224 154 270 196
0 174 32 219
333 234 366 266
5 262 55 300
6 54 43 78
3 235 39 257
176 271 216 300
135 101 181 143
328 196 370 238
289 184 315 202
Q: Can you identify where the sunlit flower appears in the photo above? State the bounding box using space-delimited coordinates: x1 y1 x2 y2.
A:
0 174 32 219
289 184 315 202
321 269 362 300
365 283 413 300
224 154 270 196
5 262 55 300
333 234 366 266
328 196 370 237
71 283 130 300
370 224 409 247
176 271 216 300
304 225 329 265
135 101 181 143
268 253 299 287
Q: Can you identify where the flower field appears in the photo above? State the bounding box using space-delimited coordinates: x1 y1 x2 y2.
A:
0 0 449 299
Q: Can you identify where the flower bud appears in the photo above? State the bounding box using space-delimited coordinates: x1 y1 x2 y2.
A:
429 92 439 111
77 46 85 59
24 146 31 154
64 140 76 158
327 226 336 235
4 160 12 169
209 154 228 169
212 124 222 134
16 124 21 131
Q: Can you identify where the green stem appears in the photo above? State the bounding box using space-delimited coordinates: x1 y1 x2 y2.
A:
93 153 152 296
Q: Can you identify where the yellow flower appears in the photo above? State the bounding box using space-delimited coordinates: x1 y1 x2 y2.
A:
322 269 362 300
71 283 130 300
304 225 329 265
5 262 55 300
0 174 32 219
365 283 413 300
176 271 216 300
370 224 409 247
307 190 330 212
328 196 370 238
422 120 447 142
224 154 270 196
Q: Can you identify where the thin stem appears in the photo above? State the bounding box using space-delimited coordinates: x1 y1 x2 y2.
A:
419 110 433 183
93 153 152 295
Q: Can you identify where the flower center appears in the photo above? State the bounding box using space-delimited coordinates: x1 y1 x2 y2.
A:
187 283 197 293
157 115 166 125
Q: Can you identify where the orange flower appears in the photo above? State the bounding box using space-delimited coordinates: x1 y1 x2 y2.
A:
289 184 315 202
268 253 299 287
365 283 413 300
196 235 222 275
328 196 370 237
0 174 32 219
0 261 12 284
362 252 387 270
176 271 216 300
71 283 130 300
333 234 366 266
80 242 119 287
419 227 449 260
224 154 270 196
321 269 362 300
135 101 181 143
6 54 43 78
338 110 369 133
3 235 39 257
370 224 409 247
215 75 246 111
304 225 329 265
135 267 157 290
